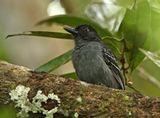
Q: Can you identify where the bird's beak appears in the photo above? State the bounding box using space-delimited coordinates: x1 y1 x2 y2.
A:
64 27 78 35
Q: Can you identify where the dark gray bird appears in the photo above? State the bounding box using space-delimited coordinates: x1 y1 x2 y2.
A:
64 24 125 90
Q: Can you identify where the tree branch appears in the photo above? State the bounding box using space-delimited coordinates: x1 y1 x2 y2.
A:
0 61 160 117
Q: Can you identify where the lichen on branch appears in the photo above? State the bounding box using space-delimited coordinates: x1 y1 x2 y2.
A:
0 61 160 117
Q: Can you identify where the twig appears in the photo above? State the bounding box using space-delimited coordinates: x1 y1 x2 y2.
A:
120 38 141 94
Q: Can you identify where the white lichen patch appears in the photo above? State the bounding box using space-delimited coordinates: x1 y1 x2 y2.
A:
128 111 132 116
80 81 89 87
9 85 31 117
74 112 79 118
76 96 82 103
9 85 61 118
32 90 61 118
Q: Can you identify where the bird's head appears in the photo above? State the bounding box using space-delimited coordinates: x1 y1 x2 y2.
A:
64 24 101 43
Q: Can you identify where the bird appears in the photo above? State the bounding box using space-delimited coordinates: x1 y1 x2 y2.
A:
64 24 125 90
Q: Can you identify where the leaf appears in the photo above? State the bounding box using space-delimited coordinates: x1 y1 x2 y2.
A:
119 0 151 71
35 49 72 72
139 48 160 68
149 0 160 13
36 15 112 37
61 72 77 80
6 31 72 39
114 0 135 8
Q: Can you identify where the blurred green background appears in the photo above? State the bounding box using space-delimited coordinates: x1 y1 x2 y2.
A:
1 0 160 117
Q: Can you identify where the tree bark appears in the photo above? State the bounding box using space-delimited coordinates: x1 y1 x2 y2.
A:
0 61 160 118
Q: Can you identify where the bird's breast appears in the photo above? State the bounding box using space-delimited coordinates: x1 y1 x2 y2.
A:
72 42 105 74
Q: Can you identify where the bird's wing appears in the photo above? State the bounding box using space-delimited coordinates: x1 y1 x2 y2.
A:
101 43 125 89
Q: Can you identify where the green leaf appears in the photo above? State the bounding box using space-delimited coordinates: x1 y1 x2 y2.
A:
37 15 112 37
114 0 135 8
61 72 77 80
119 0 151 71
149 0 160 13
6 31 72 39
35 49 72 72
139 48 160 68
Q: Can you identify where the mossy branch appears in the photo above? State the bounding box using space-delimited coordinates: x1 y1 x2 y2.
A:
0 61 160 117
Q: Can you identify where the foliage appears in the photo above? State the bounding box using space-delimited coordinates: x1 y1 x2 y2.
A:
35 49 72 73
118 0 151 71
6 0 160 90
